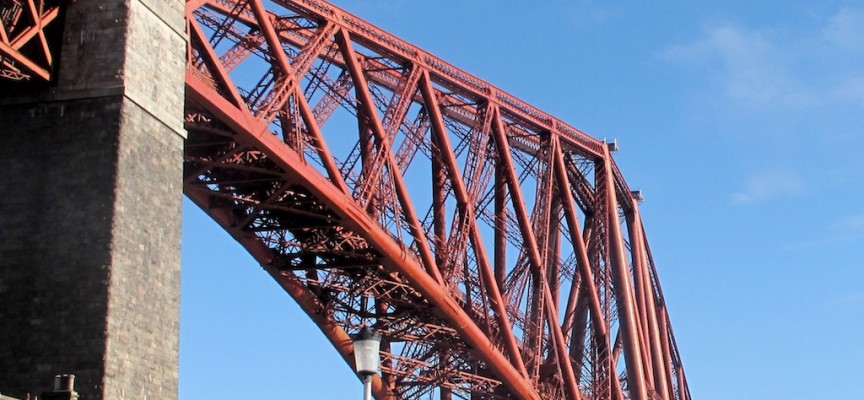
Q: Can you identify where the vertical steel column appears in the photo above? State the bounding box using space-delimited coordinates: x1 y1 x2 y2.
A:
491 114 581 400
418 72 528 379
600 149 649 400
627 205 673 400
551 138 620 397
626 211 657 394
247 0 350 194
432 127 448 276
547 203 562 306
494 164 508 290
657 305 680 400
334 28 445 285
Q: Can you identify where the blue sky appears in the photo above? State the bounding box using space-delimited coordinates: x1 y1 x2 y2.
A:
179 1 864 399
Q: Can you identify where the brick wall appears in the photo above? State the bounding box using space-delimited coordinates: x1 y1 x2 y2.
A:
0 0 185 398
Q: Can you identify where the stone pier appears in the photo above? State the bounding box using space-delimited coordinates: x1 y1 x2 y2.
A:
0 0 186 398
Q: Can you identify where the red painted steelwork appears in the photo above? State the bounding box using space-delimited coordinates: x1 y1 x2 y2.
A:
182 1 693 398
181 0 693 398
0 0 63 81
3 0 694 398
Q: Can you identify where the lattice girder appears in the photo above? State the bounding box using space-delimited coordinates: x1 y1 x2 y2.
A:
0 0 63 81
182 1 692 400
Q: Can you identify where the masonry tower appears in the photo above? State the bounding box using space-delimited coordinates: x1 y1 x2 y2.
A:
0 0 185 398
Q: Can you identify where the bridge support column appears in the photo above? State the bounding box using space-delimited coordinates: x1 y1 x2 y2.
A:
0 0 185 399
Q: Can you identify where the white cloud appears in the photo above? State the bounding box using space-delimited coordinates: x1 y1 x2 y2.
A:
830 290 864 308
664 7 864 109
783 212 864 250
565 1 621 26
731 169 803 205
664 23 799 106
832 76 864 107
822 8 864 108
832 212 864 233
823 8 864 52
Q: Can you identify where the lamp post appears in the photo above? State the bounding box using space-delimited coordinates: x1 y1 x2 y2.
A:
353 326 381 400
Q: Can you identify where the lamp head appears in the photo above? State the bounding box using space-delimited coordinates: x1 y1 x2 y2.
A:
353 326 381 376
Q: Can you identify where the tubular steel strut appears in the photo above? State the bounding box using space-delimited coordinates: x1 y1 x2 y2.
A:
181 1 692 398
0 0 63 81
1 0 694 398
182 0 692 399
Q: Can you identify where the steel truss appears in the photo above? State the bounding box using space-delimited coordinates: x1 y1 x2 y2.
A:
1 0 693 398
182 1 692 398
0 0 62 81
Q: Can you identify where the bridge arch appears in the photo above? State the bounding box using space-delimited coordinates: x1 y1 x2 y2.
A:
0 1 690 399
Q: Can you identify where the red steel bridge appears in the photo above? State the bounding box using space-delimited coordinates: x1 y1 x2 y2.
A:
1 0 691 399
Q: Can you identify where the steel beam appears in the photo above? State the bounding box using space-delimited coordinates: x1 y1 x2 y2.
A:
186 73 542 400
